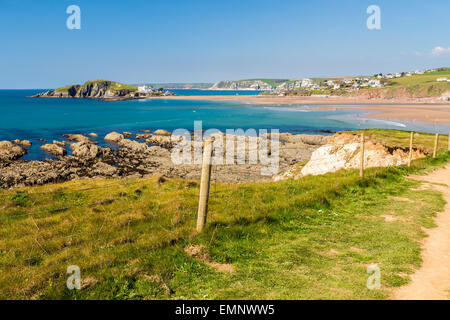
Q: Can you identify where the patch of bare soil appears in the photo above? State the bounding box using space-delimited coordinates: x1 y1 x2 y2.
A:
388 196 415 203
381 215 398 222
185 245 234 273
393 165 450 300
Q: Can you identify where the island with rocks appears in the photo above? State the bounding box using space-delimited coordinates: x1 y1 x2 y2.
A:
31 80 176 101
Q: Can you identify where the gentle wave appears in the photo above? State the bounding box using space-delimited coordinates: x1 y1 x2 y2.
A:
263 106 312 112
363 118 407 128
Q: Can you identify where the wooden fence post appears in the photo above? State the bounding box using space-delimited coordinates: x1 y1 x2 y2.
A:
433 133 439 158
408 131 414 167
360 132 365 178
196 138 214 232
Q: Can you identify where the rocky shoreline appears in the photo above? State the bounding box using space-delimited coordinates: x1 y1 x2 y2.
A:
0 131 328 189
0 130 428 189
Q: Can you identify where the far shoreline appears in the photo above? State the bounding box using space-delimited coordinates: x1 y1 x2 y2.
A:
149 95 450 125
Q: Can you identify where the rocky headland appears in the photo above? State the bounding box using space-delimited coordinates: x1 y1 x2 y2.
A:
32 80 175 101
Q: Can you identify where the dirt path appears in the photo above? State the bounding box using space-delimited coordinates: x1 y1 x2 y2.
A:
393 164 450 300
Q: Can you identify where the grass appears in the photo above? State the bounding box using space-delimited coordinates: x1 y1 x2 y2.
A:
349 129 450 154
0 131 449 299
54 85 80 93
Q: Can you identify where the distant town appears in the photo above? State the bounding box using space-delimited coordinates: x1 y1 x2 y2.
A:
137 67 449 97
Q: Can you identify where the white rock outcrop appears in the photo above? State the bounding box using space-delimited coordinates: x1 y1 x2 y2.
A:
301 133 425 176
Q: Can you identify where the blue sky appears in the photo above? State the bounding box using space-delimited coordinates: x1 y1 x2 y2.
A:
0 0 449 88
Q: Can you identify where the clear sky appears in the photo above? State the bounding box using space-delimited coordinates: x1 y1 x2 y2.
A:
1 0 449 88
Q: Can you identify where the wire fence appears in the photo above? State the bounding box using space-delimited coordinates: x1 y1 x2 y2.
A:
0 130 449 297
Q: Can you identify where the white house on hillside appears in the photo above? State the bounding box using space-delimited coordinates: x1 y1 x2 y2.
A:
138 84 153 93
368 79 382 88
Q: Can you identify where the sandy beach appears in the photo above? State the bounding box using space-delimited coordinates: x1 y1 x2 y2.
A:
152 95 450 125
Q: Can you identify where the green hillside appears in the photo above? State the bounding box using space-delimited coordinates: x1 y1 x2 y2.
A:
54 80 137 94
386 68 449 87
380 68 449 97
344 68 450 98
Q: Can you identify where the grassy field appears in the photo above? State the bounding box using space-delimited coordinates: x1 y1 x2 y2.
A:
0 130 449 300
356 68 450 98
386 68 450 87
351 129 450 155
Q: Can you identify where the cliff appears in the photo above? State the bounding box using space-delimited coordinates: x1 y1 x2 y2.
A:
209 79 310 91
210 80 276 90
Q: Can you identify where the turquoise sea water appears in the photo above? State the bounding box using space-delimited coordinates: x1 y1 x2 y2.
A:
0 89 448 160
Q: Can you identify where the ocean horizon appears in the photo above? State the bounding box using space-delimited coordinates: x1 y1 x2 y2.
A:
0 89 448 161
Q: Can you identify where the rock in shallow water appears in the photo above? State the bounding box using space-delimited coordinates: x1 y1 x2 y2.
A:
153 129 171 136
40 143 67 157
0 141 27 160
62 134 96 144
12 139 32 147
104 131 124 142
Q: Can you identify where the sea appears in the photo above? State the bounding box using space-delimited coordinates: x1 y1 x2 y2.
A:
0 89 448 160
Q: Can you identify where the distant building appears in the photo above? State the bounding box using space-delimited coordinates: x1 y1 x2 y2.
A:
368 79 382 88
138 84 153 93
301 79 313 88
